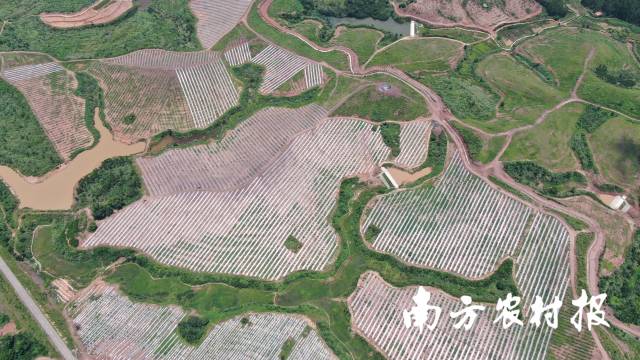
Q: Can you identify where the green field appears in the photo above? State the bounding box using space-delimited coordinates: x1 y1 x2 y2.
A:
0 0 200 60
451 121 506 164
0 78 62 176
477 54 565 131
590 117 640 187
367 38 462 74
502 103 584 172
332 27 382 65
420 26 488 44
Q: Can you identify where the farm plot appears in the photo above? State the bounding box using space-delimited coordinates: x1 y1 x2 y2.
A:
39 0 133 29
252 45 324 94
396 0 542 33
224 42 253 66
190 0 253 49
86 50 239 142
84 117 390 280
348 269 568 360
1 61 92 160
364 153 533 279
138 105 328 196
70 281 334 359
393 120 432 169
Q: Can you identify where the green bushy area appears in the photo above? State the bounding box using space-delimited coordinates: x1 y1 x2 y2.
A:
0 0 200 60
451 122 505 164
76 157 143 220
599 230 640 325
72 72 105 154
298 0 394 21
0 333 48 360
177 316 209 344
0 78 62 176
379 123 401 157
503 161 588 197
582 0 640 26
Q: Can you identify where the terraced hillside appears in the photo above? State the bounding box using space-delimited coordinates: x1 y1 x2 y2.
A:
83 113 390 280
0 59 92 160
252 45 325 94
70 281 335 359
84 49 239 142
190 0 254 49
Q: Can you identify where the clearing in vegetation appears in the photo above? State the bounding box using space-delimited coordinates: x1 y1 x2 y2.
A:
502 102 584 172
0 0 201 60
69 281 334 359
84 116 391 280
367 38 464 74
81 49 239 142
395 0 542 33
1 58 93 160
39 0 133 29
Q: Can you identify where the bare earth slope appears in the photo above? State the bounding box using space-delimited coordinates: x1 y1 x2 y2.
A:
39 0 133 29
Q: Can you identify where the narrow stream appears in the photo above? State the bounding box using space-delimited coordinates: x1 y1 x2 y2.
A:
0 110 146 210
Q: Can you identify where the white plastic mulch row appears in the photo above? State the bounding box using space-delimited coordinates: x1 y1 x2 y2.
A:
304 63 324 89
394 120 432 169
1 62 64 82
363 153 532 279
176 61 239 128
224 42 252 66
85 118 390 280
106 49 221 70
2 64 92 159
348 271 566 360
252 45 313 93
137 104 328 196
190 0 253 49
70 283 335 360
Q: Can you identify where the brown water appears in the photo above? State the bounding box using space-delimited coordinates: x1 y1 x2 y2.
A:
0 110 146 210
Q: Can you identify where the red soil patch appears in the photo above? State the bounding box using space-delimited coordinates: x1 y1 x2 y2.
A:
394 0 542 34
40 0 133 29
0 322 17 337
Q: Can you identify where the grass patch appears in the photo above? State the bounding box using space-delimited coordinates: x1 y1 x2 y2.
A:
332 27 382 65
279 337 295 360
75 156 142 220
488 175 533 203
451 121 506 164
420 26 488 43
367 38 462 74
502 102 583 172
575 232 594 293
0 0 201 60
0 78 62 176
284 235 302 253
590 117 640 187
379 123 401 157
332 84 427 122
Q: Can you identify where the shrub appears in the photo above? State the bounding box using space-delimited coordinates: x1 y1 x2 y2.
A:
177 316 209 344
122 114 136 125
0 333 48 360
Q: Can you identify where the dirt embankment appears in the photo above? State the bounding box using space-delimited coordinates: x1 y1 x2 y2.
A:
40 0 133 29
394 0 542 35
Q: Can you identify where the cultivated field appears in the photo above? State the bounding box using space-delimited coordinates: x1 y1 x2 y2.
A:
70 281 335 359
138 105 328 196
395 0 542 33
1 61 92 160
393 120 432 169
39 0 133 29
84 115 390 280
252 45 324 94
224 42 253 66
364 153 533 279
85 50 239 142
349 269 567 360
190 0 253 49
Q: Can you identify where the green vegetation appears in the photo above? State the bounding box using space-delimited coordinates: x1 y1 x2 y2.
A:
76 157 142 220
284 235 303 253
367 38 462 74
503 161 588 197
582 0 640 26
548 293 595 360
279 337 296 360
0 78 62 176
298 0 394 21
211 24 259 52
594 64 637 88
596 326 640 360
247 2 349 71
556 212 588 231
420 27 487 44
477 54 564 131
576 105 615 133
332 27 382 64
489 176 534 203
595 183 624 193
513 53 555 85
379 123 401 157
590 117 640 187
503 103 583 172
575 232 594 293
177 316 209 344
0 333 48 360
364 225 381 243
536 0 568 18
451 122 505 164
332 84 427 122
0 181 18 229
419 130 448 178
122 114 136 125
0 0 200 60
0 313 8 327
599 230 640 325
74 71 105 149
